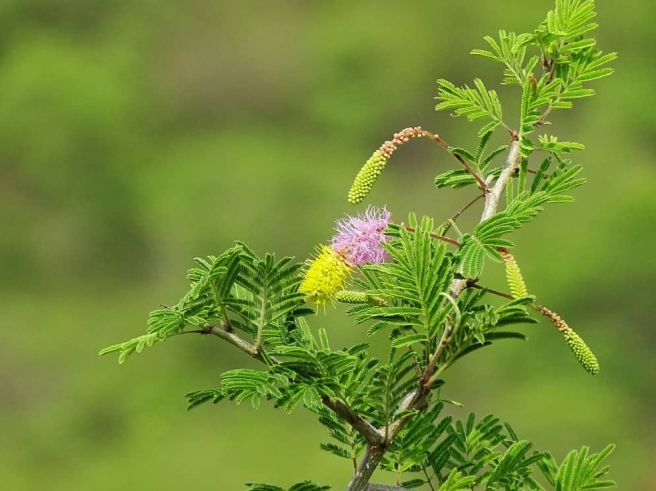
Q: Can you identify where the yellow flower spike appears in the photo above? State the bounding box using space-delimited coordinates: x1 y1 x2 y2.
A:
300 246 353 306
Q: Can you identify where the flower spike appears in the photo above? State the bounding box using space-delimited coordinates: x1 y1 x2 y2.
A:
500 249 529 298
536 306 600 375
300 246 352 306
348 127 437 204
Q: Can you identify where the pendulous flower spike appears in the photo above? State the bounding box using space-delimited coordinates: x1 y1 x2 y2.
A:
348 127 438 204
348 151 387 204
564 328 600 375
536 306 600 375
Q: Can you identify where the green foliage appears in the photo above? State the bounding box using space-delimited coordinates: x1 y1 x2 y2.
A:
518 76 562 157
377 410 573 490
458 193 542 279
101 1 617 489
446 294 536 366
465 0 616 160
185 388 224 410
434 130 507 191
539 135 585 154
246 482 330 491
441 414 546 490
439 470 477 491
350 215 455 342
100 243 311 364
383 403 453 476
229 245 309 337
98 332 161 364
316 404 366 463
471 30 537 86
436 79 505 137
216 369 288 408
539 444 616 490
536 0 616 104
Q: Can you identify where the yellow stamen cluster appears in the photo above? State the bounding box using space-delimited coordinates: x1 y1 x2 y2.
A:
536 306 600 375
300 246 352 305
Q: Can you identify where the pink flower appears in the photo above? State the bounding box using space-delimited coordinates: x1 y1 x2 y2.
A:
331 206 391 266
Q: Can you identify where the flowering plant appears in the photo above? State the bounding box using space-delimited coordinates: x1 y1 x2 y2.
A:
101 1 617 489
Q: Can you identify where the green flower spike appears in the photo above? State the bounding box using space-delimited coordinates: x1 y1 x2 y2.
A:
500 249 529 299
335 290 387 306
564 328 600 375
536 306 600 375
348 151 388 204
335 290 369 304
348 126 436 204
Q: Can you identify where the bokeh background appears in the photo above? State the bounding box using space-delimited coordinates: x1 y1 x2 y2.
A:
2 1 654 489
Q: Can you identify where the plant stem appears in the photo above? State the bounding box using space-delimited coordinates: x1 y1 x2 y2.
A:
468 282 514 300
441 193 485 232
254 285 269 353
185 326 261 358
367 486 411 491
348 444 387 491
424 132 490 193
480 139 521 220
322 396 385 446
185 327 383 449
404 226 461 247
423 468 437 491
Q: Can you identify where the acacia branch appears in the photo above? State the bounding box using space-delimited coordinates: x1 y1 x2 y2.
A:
423 328 451 388
347 138 523 491
185 326 261 358
425 139 523 384
186 326 384 448
322 396 385 445
348 444 387 491
367 485 411 491
480 138 521 221
441 193 485 232
194 140 524 491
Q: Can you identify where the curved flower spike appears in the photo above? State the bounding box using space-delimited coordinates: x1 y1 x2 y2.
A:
348 126 437 204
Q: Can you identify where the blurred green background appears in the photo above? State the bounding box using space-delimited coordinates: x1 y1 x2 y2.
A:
2 1 654 489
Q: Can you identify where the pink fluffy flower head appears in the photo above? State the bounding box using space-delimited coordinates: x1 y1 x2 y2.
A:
331 206 391 266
